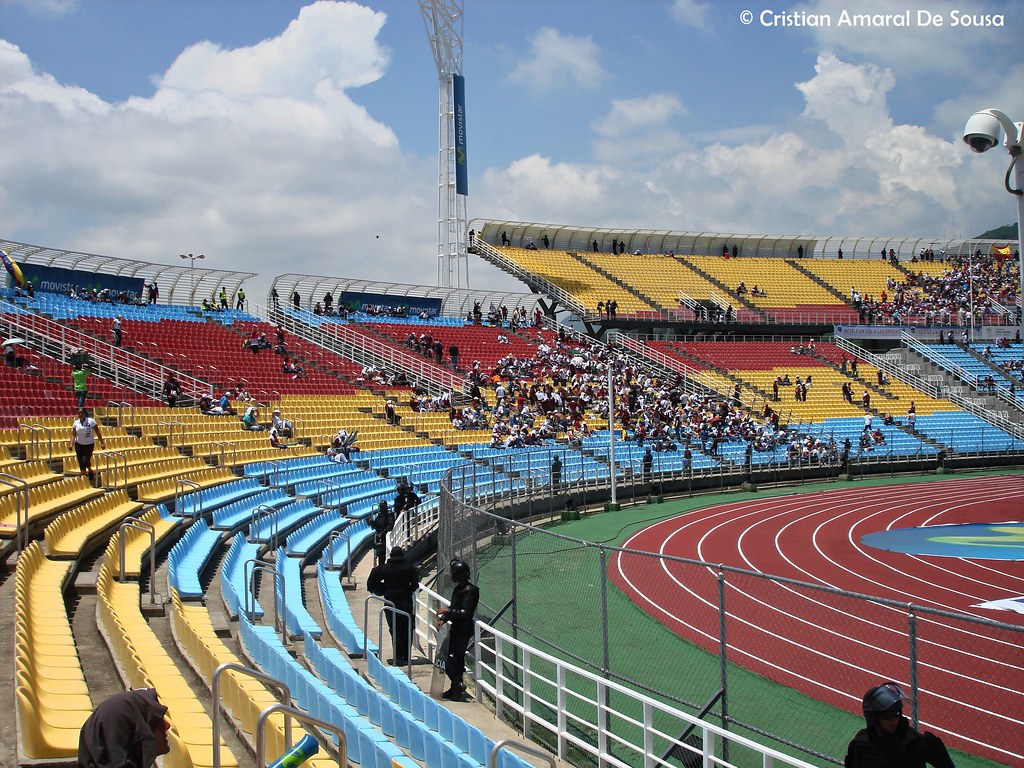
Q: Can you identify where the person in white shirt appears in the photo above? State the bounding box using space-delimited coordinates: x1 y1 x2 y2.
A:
271 408 293 437
70 408 105 480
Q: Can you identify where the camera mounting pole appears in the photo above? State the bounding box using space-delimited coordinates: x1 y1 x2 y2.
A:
963 108 1024 335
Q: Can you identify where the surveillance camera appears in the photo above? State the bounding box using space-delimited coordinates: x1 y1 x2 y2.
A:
963 111 1002 153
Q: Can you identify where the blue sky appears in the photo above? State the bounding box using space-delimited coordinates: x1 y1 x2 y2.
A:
0 0 1020 301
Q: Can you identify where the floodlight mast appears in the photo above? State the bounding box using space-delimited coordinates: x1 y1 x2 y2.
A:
420 0 469 289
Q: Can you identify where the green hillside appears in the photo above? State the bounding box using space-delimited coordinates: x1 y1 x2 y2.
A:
976 223 1019 240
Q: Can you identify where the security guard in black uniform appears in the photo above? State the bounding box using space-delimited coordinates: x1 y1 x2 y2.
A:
844 682 954 768
367 546 420 666
435 558 480 700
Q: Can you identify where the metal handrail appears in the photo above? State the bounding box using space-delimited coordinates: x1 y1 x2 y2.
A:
362 595 394 661
0 473 30 552
107 400 136 428
249 504 280 548
18 423 53 463
254 704 344 768
490 739 556 768
265 458 288 489
208 440 238 467
244 560 286 644
98 450 128 490
117 519 157 604
157 419 185 448
316 477 344 510
376 603 413 675
211 663 292 768
174 478 202 518
326 530 354 583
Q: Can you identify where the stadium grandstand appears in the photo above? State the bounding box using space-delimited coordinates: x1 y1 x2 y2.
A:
1 221 1022 768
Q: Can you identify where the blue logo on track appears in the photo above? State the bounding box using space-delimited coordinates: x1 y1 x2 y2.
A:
861 523 1024 561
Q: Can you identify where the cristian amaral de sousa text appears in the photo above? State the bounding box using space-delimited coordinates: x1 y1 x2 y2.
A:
757 9 1004 27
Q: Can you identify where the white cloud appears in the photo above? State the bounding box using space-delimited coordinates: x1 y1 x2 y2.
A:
0 1 449 301
0 40 108 116
669 0 712 30
0 0 77 16
158 1 390 99
794 0 1008 78
487 53 973 238
507 27 607 92
593 93 685 138
0 1 1016 307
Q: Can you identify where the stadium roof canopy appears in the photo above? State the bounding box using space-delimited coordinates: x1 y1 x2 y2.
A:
469 219 1015 260
270 273 541 318
0 238 256 304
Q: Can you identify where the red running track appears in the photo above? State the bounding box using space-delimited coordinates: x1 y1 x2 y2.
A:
610 475 1024 765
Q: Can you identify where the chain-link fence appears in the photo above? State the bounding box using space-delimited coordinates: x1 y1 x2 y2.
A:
439 466 1023 767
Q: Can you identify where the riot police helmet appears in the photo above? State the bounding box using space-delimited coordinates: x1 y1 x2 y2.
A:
862 682 906 728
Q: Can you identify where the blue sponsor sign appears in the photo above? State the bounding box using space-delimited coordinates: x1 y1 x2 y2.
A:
19 263 145 300
453 74 468 196
339 291 442 318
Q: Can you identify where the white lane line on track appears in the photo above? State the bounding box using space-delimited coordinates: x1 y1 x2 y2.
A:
612 476 1024 755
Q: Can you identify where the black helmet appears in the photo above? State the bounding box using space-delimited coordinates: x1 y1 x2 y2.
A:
449 558 471 583
862 682 906 728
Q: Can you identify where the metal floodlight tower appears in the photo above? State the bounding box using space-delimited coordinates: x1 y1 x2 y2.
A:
420 0 469 288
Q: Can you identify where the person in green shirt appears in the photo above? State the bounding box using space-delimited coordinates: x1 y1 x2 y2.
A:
72 363 89 409
236 288 246 310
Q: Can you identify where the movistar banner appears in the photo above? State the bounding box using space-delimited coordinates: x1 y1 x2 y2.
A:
453 74 468 196
339 290 442 318
18 263 146 300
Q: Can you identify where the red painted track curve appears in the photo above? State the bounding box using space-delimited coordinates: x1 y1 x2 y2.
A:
610 475 1024 765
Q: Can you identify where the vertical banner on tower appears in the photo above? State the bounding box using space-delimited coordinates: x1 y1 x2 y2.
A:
453 74 468 196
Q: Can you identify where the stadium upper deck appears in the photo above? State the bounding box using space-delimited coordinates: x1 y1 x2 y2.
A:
468 218 1020 330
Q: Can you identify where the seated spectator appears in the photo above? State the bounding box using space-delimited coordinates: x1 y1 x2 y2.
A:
327 428 358 462
268 425 292 448
200 394 229 415
217 391 237 416
271 408 293 436
242 406 264 431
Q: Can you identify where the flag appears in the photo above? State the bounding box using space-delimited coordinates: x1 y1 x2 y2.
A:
0 249 25 287
993 244 1012 258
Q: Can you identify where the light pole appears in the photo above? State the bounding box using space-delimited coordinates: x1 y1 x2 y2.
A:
179 253 205 305
962 109 1024 337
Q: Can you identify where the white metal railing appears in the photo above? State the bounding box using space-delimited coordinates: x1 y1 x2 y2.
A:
676 291 699 312
248 302 466 398
900 333 977 387
412 584 820 768
838 336 1024 440
607 331 722 397
472 241 586 316
834 336 939 399
0 298 210 400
